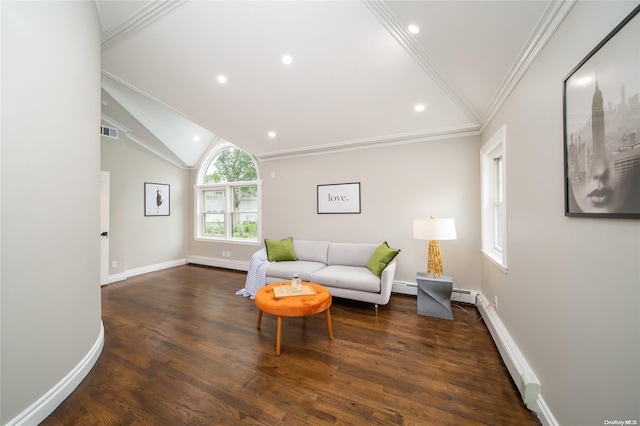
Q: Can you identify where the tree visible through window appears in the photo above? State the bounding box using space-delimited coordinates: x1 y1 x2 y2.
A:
205 149 257 183
198 147 259 241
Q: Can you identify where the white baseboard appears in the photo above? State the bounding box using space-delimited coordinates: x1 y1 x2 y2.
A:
187 255 250 271
477 294 557 426
126 258 187 277
535 395 559 426
106 271 127 284
103 258 188 286
103 257 249 287
7 322 105 426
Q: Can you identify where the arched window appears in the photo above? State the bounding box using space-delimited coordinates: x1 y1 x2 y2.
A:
196 146 260 242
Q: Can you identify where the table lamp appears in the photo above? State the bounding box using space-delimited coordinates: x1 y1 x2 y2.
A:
413 217 457 277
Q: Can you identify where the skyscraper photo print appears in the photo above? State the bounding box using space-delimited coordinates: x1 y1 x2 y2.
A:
563 4 640 218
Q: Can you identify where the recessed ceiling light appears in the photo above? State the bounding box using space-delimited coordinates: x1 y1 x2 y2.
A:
282 55 293 65
414 104 425 112
217 75 227 84
268 131 277 138
193 135 201 142
408 24 420 34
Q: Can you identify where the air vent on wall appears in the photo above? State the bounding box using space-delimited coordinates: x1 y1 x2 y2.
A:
100 125 118 139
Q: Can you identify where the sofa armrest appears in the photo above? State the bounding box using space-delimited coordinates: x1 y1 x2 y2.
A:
379 260 397 304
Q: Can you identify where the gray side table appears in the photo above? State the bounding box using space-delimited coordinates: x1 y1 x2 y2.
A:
416 273 453 320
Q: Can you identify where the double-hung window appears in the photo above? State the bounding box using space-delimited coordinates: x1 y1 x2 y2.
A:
493 156 504 252
481 125 507 272
196 147 260 242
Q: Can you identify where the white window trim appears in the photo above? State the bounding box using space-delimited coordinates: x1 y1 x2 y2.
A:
481 125 507 273
195 145 262 244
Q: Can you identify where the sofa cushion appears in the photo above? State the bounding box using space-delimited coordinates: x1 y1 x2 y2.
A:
265 237 297 262
267 260 326 282
327 243 379 267
366 241 401 277
310 265 381 293
292 240 329 264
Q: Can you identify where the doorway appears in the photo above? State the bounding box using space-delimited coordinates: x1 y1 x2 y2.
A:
100 171 110 285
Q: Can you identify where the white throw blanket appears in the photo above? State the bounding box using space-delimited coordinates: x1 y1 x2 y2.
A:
236 248 271 299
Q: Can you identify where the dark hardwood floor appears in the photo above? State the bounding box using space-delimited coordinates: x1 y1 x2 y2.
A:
42 265 540 425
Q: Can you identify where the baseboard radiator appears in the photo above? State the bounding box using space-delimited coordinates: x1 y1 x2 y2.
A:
476 294 541 413
392 281 478 305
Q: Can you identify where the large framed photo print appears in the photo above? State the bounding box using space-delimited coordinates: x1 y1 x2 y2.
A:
563 4 640 218
144 182 170 216
317 182 361 214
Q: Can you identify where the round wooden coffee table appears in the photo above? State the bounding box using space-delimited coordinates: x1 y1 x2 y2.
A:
255 282 333 356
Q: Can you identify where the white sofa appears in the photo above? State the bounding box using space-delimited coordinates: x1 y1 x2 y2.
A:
265 240 398 315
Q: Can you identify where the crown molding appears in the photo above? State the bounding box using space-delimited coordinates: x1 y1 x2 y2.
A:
363 0 482 124
365 0 577 135
124 132 193 170
101 0 187 50
257 124 481 161
480 0 577 132
101 113 192 170
125 132 192 170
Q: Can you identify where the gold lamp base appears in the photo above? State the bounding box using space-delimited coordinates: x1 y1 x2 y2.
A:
427 239 444 278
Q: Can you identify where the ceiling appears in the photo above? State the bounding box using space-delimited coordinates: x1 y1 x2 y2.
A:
97 0 575 168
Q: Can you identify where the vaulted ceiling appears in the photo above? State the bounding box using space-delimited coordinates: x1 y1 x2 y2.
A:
98 0 575 168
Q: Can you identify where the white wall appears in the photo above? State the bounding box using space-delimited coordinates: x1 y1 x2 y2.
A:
482 2 640 424
1 1 103 423
188 135 482 289
258 136 481 288
103 2 640 424
101 125 190 275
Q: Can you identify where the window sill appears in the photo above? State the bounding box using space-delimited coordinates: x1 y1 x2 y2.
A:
195 237 261 246
481 249 508 274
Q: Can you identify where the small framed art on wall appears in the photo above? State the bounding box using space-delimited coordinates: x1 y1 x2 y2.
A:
144 182 170 216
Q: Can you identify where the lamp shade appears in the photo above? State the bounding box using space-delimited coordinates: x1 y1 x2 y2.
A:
413 218 457 241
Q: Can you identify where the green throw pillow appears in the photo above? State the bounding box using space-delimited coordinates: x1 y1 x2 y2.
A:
265 237 297 262
367 241 400 277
